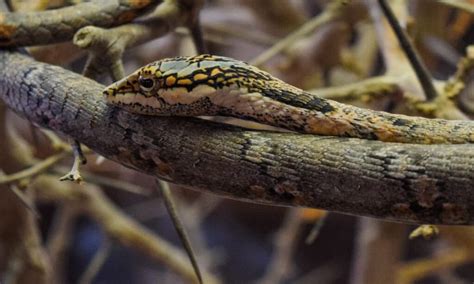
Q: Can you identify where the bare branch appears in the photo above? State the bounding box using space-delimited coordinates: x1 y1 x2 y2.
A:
1 51 474 225
0 0 161 46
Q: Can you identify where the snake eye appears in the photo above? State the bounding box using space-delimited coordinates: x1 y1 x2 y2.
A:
138 77 156 92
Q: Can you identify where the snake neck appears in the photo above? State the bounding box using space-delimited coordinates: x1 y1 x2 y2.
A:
212 80 474 144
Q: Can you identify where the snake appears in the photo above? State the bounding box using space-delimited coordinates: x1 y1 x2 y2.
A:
103 54 474 144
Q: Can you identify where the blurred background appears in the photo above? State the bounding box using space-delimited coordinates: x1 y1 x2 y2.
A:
2 0 474 283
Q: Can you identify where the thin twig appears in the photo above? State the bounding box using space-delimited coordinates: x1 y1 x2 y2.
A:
437 0 474 14
444 45 474 99
189 18 208 54
204 24 277 46
0 151 69 185
59 140 87 184
257 208 304 284
305 211 328 244
378 0 439 101
180 194 222 271
53 166 151 195
39 129 68 151
34 175 219 283
78 238 112 284
397 249 473 284
74 0 204 79
46 205 79 284
29 124 40 153
0 170 40 218
249 1 346 66
157 179 203 284
9 185 40 219
350 219 407 284
186 0 207 54
109 58 126 81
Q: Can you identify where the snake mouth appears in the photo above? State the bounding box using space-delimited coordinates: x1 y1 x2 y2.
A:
104 89 165 115
103 87 117 98
104 91 137 104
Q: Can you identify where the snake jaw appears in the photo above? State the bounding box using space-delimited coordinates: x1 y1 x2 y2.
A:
103 86 117 99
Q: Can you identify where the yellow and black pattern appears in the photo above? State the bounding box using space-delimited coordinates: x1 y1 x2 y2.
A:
104 54 474 144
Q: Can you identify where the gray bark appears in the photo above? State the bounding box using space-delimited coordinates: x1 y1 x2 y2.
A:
1 50 473 225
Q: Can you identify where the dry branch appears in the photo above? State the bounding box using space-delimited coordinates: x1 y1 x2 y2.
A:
1 50 474 225
0 0 161 46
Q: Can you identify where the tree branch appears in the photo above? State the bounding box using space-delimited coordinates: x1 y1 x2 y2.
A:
1 50 474 225
0 0 161 46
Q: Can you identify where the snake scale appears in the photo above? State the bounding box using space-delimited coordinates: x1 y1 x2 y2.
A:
104 54 474 144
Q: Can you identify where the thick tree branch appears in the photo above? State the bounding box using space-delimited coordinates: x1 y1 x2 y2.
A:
74 0 202 80
0 0 161 46
1 50 474 225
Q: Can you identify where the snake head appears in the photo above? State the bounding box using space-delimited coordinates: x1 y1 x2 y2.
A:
103 56 232 116
103 64 169 115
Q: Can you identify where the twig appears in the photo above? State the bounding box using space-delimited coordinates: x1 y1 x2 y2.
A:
203 24 277 46
29 124 40 153
46 205 79 284
9 185 40 219
1 199 51 283
178 194 223 271
397 226 474 283
33 175 220 284
0 170 40 218
109 58 126 81
39 129 69 151
53 166 151 195
350 219 407 284
437 0 474 14
184 0 207 54
366 0 411 76
78 238 112 284
0 0 162 46
59 140 87 184
292 263 338 284
305 211 328 244
397 249 473 284
0 151 69 185
257 208 303 284
249 0 346 66
125 197 167 221
444 45 474 98
189 18 207 54
378 0 439 101
0 0 10 11
157 179 203 284
74 0 204 79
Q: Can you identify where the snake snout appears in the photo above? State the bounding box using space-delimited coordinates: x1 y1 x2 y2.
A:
103 88 116 98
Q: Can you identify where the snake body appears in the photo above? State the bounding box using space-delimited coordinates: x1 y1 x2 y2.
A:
103 54 474 144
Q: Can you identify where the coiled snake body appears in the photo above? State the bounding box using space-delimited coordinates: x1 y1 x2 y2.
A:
104 54 474 144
